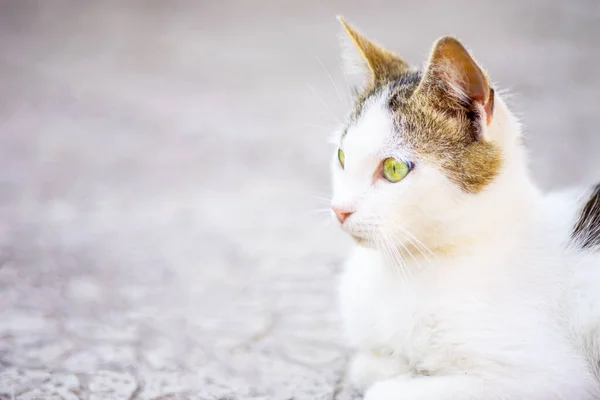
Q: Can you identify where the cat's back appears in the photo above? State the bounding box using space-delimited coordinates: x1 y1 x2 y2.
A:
536 184 600 252
549 183 600 373
571 184 600 251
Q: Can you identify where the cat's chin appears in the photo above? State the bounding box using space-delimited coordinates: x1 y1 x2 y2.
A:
351 234 377 248
340 226 378 248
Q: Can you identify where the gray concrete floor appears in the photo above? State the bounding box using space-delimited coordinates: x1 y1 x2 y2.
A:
0 1 599 399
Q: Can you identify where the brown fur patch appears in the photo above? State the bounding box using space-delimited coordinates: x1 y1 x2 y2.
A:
395 85 503 193
340 22 502 193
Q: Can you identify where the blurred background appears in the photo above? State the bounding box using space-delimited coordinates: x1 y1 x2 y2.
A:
0 1 599 399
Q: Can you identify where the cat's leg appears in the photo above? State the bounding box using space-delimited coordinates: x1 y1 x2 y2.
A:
363 375 482 400
363 372 598 400
347 349 404 390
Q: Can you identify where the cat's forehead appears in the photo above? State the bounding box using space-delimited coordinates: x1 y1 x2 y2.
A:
341 76 420 159
348 71 422 124
342 94 395 157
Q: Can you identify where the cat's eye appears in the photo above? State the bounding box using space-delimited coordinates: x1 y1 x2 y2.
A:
338 149 345 168
382 158 411 183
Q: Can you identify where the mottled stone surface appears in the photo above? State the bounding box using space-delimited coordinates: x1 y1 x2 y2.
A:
0 1 599 399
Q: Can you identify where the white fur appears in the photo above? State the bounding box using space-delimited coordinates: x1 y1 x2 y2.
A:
331 91 600 399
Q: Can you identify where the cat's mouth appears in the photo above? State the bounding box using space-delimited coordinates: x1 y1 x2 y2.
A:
340 223 387 249
335 216 379 247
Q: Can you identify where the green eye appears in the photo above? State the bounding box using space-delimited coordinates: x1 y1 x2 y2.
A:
338 149 345 168
382 158 411 183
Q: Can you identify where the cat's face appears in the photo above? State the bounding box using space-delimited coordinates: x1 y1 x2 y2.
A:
330 19 509 251
331 90 454 249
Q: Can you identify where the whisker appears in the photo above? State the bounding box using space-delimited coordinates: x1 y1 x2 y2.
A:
307 208 333 215
309 85 341 124
314 55 348 112
376 230 397 281
382 231 409 283
388 228 434 268
335 53 354 100
390 230 426 271
359 213 435 273
304 123 338 132
311 193 332 204
313 215 335 230
339 211 436 278
385 219 437 259
389 231 413 281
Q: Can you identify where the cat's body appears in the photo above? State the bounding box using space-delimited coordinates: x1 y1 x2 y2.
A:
340 189 600 399
331 18 600 399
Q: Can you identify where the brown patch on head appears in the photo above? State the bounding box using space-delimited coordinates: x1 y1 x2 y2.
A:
396 36 501 193
339 22 502 193
397 87 502 193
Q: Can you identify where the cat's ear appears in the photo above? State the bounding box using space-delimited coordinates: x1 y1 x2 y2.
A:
337 16 410 88
416 36 494 125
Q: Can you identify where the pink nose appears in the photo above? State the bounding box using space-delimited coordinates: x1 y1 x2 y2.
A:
332 206 353 224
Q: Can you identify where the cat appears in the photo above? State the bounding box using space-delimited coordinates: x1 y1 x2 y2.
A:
330 17 600 400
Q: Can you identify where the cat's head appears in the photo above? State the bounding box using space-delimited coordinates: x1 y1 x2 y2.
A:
330 18 531 253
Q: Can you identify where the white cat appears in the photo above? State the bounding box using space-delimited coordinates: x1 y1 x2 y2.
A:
331 17 600 400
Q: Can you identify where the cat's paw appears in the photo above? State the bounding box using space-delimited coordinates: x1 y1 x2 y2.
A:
348 349 403 390
364 380 409 400
363 376 473 400
364 379 432 400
